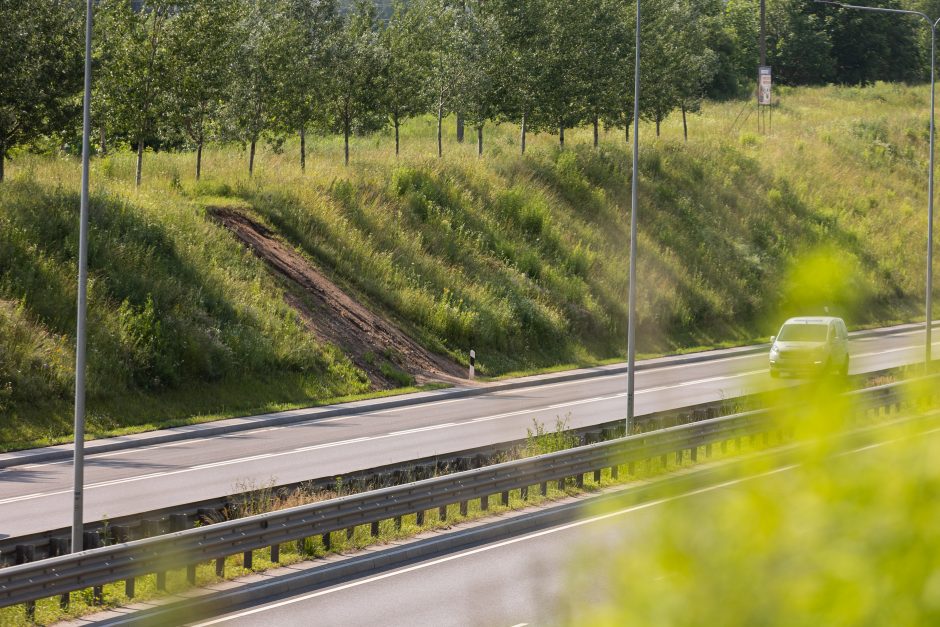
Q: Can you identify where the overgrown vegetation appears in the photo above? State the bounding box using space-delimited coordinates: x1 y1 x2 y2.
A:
0 84 936 448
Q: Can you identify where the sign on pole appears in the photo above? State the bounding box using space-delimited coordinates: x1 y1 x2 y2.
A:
758 66 772 106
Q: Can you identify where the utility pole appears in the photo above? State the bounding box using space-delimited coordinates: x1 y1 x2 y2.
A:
72 0 94 555
626 0 641 434
760 0 766 67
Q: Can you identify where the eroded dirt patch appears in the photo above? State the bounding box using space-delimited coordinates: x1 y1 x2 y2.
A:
210 207 467 388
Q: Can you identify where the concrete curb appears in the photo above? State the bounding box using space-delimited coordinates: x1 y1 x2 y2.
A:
0 322 925 470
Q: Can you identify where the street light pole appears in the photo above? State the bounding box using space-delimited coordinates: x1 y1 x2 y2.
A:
72 0 94 554
627 0 641 434
815 0 935 371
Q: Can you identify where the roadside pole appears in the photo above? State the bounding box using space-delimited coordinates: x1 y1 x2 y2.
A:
73 0 94 554
814 1 935 372
627 0 641 434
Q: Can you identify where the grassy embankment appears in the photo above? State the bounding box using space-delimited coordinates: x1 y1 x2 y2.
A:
1 83 936 450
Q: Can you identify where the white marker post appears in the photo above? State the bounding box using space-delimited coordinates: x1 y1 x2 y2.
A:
469 350 475 380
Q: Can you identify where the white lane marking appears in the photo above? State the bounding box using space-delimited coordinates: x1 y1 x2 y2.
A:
189 424 937 626
0 370 750 503
9 336 935 474
853 340 940 359
187 468 798 626
1 368 757 485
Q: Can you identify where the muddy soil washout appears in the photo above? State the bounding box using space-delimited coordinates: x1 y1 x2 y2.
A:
210 207 467 389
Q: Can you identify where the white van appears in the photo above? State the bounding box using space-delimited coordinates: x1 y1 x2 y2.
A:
769 317 849 378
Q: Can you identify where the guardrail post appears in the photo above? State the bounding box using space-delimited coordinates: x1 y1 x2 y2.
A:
271 542 281 564
83 531 105 603
371 520 380 537
593 469 601 483
243 548 253 570
557 478 566 492
611 465 619 480
575 474 584 489
439 505 448 522
520 486 529 501
460 501 469 516
501 491 509 506
216 556 225 577
324 532 332 552
675 450 683 465
112 526 135 597
417 509 426 525
691 446 698 462
50 537 71 608
346 527 355 541
705 443 712 457
540 481 548 496
480 494 489 511
15 544 36 620
395 516 403 531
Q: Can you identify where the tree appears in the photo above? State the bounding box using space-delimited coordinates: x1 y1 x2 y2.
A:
279 0 341 171
380 0 433 157
639 0 683 137
166 0 241 180
0 0 83 182
489 0 548 155
96 0 176 187
420 0 465 158
536 0 589 147
452 0 500 156
674 3 719 141
324 0 385 166
227 0 294 176
577 0 628 148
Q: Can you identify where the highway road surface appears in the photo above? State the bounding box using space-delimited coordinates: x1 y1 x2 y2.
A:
0 325 936 539
173 418 940 627
178 422 938 627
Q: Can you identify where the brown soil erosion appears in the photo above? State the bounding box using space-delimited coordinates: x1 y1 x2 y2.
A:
209 206 467 389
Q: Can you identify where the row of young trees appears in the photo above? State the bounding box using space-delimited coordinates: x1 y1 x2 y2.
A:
0 0 931 183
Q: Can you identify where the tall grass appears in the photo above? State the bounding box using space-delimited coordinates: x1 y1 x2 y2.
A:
1 83 935 447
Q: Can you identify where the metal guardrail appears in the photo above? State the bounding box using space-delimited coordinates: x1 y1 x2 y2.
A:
0 395 751 566
0 375 936 613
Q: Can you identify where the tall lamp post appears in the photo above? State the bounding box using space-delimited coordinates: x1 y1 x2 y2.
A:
815 0 936 371
626 0 641 433
72 0 94 554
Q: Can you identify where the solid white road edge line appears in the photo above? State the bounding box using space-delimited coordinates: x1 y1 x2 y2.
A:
189 424 940 626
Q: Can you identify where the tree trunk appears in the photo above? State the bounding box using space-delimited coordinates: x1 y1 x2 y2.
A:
593 116 599 148
249 139 256 176
136 138 144 187
99 127 107 156
344 119 350 166
682 105 688 142
656 116 661 137
437 97 444 158
300 126 306 171
196 141 203 181
559 122 565 148
0 142 5 183
394 116 400 156
625 121 630 143
521 111 527 155
477 125 483 156
456 113 464 143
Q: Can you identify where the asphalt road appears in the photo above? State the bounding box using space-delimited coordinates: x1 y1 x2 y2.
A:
185 422 939 627
0 325 935 539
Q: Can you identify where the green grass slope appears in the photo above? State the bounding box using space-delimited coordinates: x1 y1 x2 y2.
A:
0 83 935 449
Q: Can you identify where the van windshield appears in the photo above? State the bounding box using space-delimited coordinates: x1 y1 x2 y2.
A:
778 323 828 342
